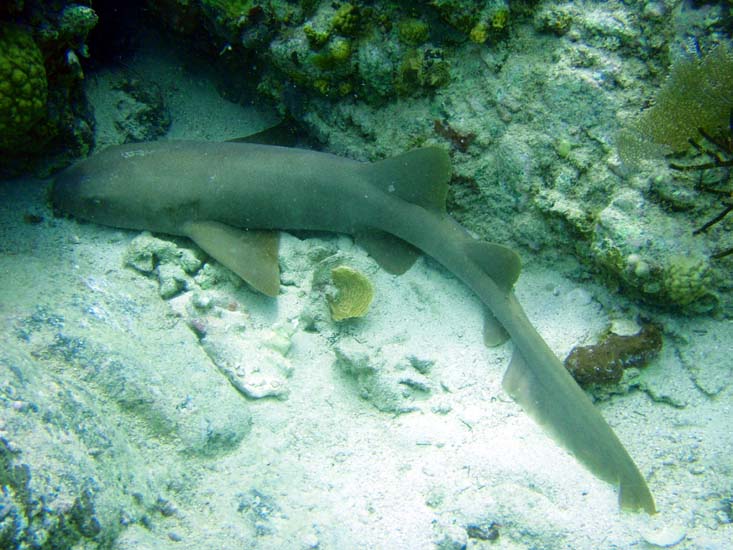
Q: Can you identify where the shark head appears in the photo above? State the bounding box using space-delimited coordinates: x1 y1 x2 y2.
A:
52 159 115 223
51 143 199 233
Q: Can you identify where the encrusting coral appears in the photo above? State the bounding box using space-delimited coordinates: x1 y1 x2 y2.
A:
564 323 663 386
663 255 713 307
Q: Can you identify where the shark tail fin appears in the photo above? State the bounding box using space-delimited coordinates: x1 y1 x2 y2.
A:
366 147 451 213
503 341 657 514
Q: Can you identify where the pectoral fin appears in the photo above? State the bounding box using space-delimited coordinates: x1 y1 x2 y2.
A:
183 221 280 297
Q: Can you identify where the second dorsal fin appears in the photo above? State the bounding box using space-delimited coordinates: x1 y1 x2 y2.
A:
463 240 521 294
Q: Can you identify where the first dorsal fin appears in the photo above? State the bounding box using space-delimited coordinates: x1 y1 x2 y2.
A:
226 118 304 148
365 147 451 212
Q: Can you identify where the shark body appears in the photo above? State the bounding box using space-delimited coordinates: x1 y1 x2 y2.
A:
52 140 655 513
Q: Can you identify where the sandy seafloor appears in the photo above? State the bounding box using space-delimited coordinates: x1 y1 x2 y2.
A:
1 39 732 550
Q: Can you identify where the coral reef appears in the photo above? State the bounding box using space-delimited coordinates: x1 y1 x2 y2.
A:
151 0 521 106
263 1 455 102
398 18 430 46
663 254 714 307
0 1 97 177
589 189 720 312
431 0 510 43
58 4 98 44
108 78 171 143
0 0 518 174
125 232 204 298
434 118 476 152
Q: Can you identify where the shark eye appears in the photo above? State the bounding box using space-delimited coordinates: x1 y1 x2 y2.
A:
85 196 104 208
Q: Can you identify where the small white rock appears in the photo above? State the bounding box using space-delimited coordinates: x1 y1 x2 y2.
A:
609 318 641 337
641 524 686 547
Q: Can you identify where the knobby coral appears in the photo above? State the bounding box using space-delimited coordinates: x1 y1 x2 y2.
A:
0 24 48 151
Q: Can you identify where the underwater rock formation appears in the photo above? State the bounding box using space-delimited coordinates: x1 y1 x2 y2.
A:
564 322 663 386
0 2 97 177
333 338 434 414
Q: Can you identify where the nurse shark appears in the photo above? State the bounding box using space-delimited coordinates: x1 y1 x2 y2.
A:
52 140 656 513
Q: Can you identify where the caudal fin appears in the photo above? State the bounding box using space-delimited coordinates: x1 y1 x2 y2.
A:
502 340 656 514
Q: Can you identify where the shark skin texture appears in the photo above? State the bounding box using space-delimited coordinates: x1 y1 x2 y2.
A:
52 140 656 514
